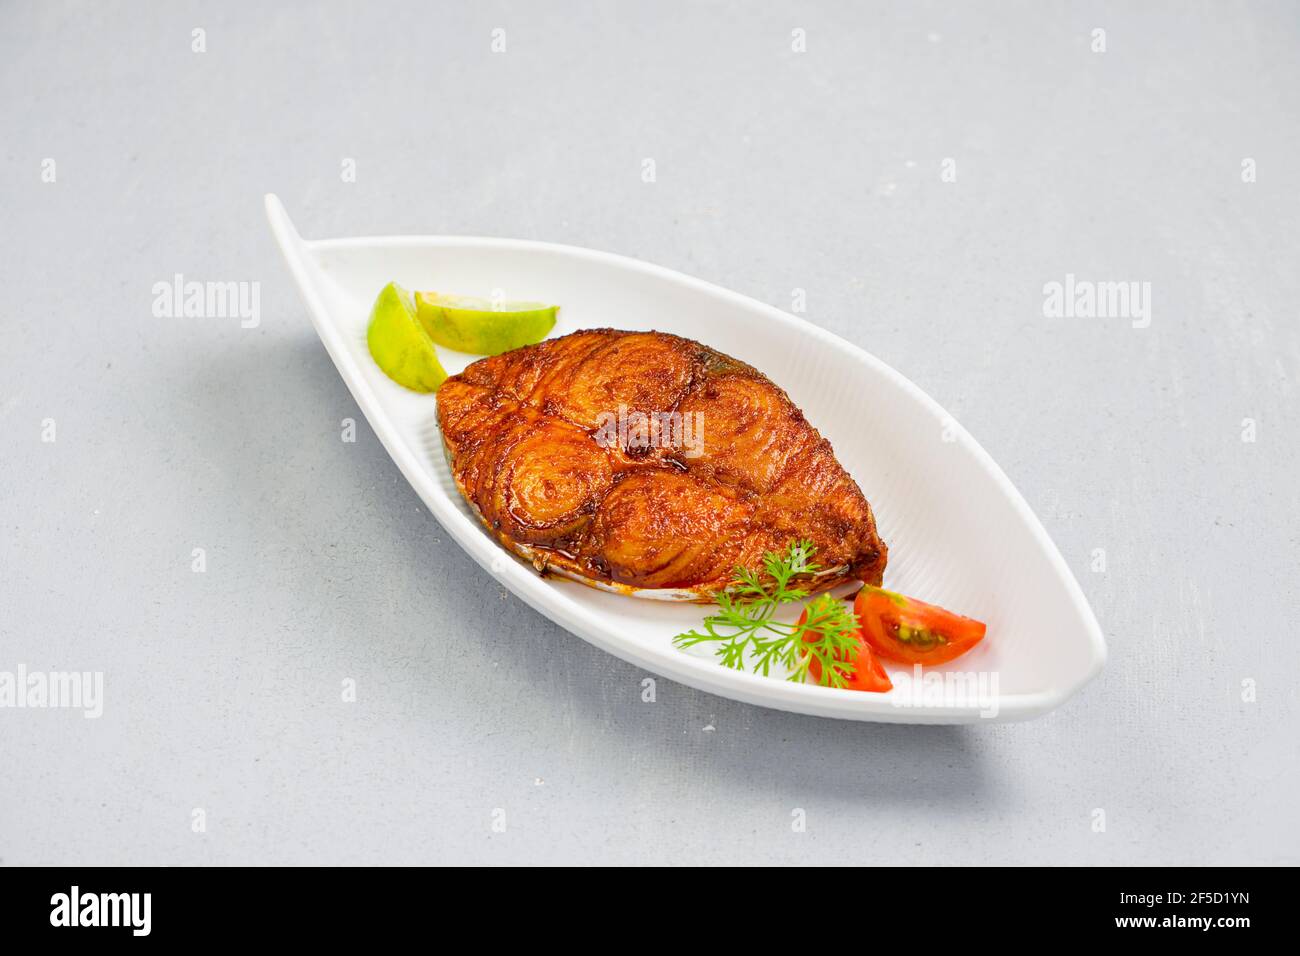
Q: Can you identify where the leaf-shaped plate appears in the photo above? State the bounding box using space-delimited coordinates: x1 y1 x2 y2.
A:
265 194 1105 723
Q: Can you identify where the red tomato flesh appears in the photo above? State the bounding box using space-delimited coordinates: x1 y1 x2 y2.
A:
797 604 893 693
853 586 986 666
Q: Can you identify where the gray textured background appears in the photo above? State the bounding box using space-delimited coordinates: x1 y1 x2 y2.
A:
2 1 1298 865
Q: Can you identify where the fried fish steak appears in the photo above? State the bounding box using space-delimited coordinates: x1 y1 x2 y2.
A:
436 329 887 598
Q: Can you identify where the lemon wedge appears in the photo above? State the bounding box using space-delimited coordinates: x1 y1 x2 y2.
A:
366 282 448 393
415 292 557 356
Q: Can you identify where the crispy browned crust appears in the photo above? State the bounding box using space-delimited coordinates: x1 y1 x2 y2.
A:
436 330 887 596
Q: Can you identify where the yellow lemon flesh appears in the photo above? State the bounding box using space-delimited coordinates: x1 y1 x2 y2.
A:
366 282 448 393
415 291 557 356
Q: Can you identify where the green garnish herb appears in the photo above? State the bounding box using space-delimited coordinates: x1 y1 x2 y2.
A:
672 540 863 688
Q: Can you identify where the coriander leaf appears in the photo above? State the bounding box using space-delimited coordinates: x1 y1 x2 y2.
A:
671 541 862 688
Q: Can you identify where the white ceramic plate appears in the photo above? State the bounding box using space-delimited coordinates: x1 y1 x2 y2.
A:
265 194 1105 723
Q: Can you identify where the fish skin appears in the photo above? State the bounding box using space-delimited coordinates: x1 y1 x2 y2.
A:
436 330 887 597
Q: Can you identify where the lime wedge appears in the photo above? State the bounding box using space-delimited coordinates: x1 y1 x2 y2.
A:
415 291 557 356
366 282 448 392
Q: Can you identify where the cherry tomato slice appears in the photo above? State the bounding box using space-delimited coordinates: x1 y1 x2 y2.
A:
853 586 986 666
797 603 893 693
